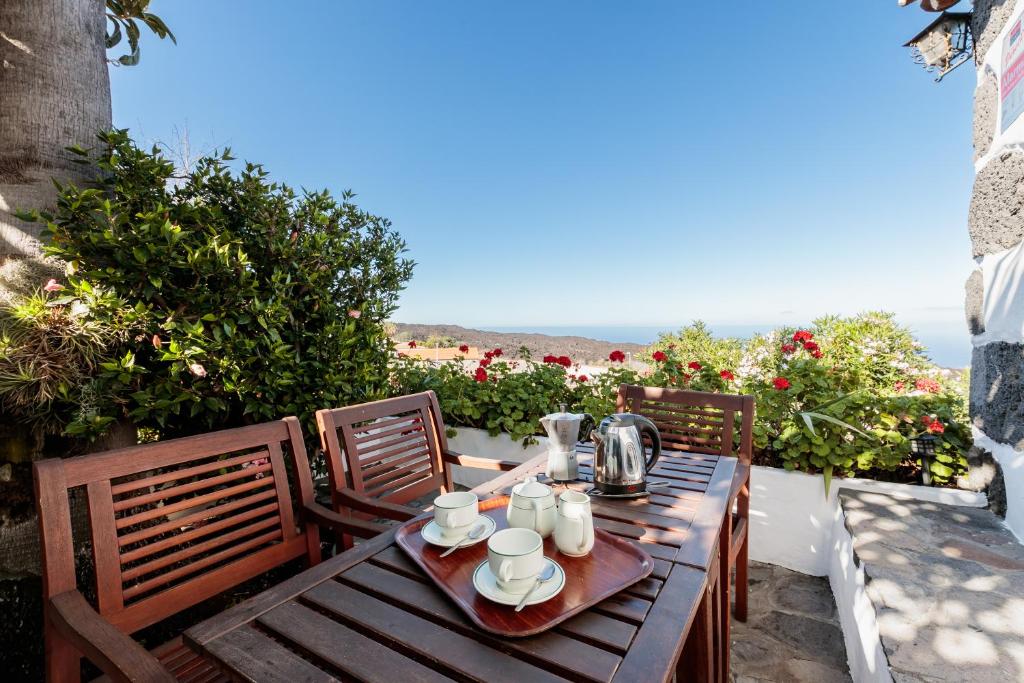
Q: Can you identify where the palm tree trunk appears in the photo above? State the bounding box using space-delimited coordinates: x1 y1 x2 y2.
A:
0 0 111 300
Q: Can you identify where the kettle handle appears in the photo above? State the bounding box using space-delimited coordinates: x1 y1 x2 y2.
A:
578 413 595 447
634 415 662 472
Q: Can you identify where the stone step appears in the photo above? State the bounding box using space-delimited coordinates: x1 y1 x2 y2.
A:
840 489 1024 682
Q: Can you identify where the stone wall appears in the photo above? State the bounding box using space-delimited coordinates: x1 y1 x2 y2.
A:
969 0 1024 540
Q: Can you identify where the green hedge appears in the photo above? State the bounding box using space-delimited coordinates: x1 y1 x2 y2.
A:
393 315 970 487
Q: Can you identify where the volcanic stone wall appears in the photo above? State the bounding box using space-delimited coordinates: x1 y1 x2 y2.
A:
969 0 1024 539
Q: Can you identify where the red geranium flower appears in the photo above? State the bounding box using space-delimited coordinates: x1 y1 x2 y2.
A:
811 349 823 359
609 350 626 363
557 356 572 368
543 355 558 364
459 344 470 353
894 381 906 393
781 343 796 354
688 361 702 370
491 348 503 357
484 350 494 360
803 341 819 353
772 377 790 390
720 370 735 381
914 378 941 394
793 330 813 343
652 351 667 362
479 358 491 367
407 341 417 348
921 415 933 425
682 373 692 383
577 375 588 382
927 420 945 435
474 367 488 382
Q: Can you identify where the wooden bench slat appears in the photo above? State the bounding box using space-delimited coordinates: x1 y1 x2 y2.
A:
339 561 623 683
303 580 571 683
556 610 637 654
614 565 707 682
115 476 277 529
204 624 339 683
258 601 455 683
592 594 652 624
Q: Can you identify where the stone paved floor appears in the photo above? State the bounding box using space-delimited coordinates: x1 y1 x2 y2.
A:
730 561 851 682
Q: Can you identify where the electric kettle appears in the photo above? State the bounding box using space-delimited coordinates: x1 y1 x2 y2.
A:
590 413 662 495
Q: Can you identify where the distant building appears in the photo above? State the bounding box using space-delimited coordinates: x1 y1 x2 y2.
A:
394 344 481 361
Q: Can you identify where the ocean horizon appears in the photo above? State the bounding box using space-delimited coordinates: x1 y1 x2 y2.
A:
480 324 972 369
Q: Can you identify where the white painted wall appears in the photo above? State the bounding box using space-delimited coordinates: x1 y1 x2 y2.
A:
972 427 1024 541
977 0 1024 173
828 503 892 683
748 466 987 575
447 427 549 489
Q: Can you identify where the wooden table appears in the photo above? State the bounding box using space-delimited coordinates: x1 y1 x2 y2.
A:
185 447 738 683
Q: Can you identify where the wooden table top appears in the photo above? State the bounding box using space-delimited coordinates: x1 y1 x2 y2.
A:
184 447 737 683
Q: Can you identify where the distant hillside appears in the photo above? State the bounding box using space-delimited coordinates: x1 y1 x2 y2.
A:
391 323 646 364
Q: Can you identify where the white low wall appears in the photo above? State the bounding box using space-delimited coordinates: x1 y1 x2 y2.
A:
748 466 988 575
446 428 549 489
972 428 1024 542
829 496 893 683
748 466 987 683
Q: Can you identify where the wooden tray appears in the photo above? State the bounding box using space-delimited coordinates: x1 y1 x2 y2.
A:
394 495 653 637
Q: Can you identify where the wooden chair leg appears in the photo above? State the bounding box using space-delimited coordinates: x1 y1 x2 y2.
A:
45 617 81 683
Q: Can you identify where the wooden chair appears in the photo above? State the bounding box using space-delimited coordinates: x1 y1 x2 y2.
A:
617 384 753 621
316 391 519 545
33 417 383 682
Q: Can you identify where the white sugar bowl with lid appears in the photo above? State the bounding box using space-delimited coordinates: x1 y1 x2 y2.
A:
506 476 557 538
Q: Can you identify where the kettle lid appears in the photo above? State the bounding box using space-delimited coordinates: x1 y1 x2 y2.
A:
601 413 640 427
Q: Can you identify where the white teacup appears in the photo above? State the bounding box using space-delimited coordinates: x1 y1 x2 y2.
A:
487 527 544 594
433 491 479 539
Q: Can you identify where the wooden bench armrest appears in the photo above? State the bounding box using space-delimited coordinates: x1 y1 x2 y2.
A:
335 487 419 521
302 501 389 539
729 462 751 503
443 450 519 472
48 590 176 683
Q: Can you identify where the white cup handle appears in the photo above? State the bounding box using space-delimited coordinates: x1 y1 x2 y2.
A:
498 559 514 582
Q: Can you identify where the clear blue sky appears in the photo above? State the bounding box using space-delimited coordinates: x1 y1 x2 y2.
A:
111 1 975 331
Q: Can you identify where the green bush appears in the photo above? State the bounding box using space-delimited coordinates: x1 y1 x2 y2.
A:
396 316 971 488
18 129 413 446
392 350 585 444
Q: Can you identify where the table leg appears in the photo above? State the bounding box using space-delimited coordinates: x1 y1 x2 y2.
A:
678 584 714 681
719 512 731 682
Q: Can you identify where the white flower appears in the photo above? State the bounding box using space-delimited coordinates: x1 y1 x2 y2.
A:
188 363 207 378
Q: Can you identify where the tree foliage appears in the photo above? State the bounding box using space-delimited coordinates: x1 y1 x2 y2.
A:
105 0 175 66
16 130 413 445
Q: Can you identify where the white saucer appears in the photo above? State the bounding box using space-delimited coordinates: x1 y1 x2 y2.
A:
472 557 565 607
420 514 496 548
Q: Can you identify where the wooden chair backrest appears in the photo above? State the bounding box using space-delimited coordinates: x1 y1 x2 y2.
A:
616 385 754 464
316 391 452 508
33 418 319 635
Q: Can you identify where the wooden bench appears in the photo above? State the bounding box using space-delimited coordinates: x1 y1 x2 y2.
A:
315 390 519 546
33 417 381 682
